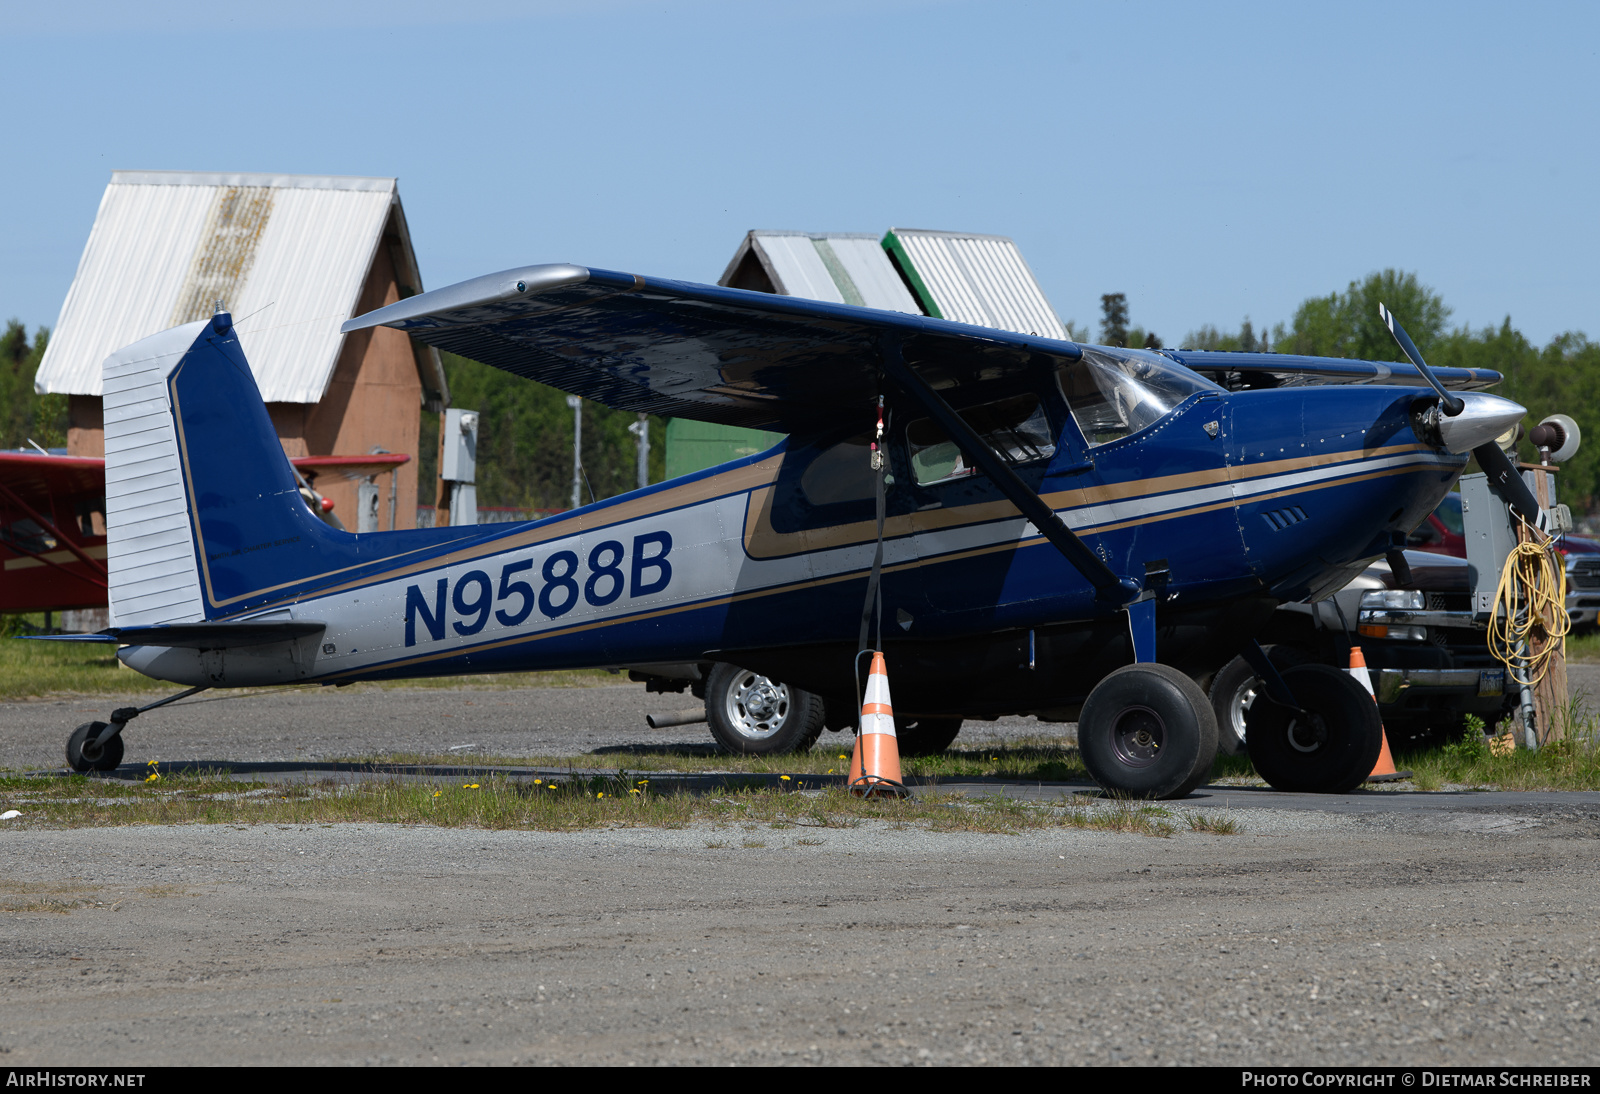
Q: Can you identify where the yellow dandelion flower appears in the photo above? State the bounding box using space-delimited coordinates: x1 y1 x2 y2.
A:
630 789 640 795
596 792 604 799
827 769 835 774
433 791 441 797
780 776 791 782
838 754 847 760
534 779 542 785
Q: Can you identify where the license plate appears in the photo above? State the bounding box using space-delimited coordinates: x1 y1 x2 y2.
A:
1478 670 1505 697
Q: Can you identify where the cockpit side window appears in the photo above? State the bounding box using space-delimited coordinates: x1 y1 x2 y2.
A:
1059 346 1220 447
798 431 876 506
906 393 1056 487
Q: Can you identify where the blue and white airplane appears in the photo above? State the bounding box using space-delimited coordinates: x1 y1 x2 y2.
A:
61 264 1528 798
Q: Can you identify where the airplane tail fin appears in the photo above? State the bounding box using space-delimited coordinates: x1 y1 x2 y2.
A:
103 313 359 627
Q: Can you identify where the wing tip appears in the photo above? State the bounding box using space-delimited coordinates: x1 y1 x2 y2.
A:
341 263 592 334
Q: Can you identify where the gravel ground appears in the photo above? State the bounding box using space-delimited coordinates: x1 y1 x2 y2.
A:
1 667 1597 1066
2 809 1598 1067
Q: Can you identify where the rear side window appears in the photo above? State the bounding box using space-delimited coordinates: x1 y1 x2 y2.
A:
906 394 1056 487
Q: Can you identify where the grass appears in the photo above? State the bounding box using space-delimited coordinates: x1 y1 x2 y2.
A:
356 735 1091 781
0 770 1229 837
1566 631 1600 662
0 638 172 700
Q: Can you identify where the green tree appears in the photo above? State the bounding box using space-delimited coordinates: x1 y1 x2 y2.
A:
1099 293 1129 347
1099 293 1159 349
1273 270 1450 361
0 320 63 450
419 352 668 512
1183 318 1262 352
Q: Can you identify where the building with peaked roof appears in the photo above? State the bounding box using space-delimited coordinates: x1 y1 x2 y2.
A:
35 170 446 529
666 227 1068 478
881 227 1067 339
719 230 922 313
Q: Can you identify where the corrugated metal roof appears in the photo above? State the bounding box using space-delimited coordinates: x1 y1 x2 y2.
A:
718 231 921 314
882 228 1067 340
36 171 412 404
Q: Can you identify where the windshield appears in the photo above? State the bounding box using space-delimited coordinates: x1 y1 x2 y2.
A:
1058 346 1220 446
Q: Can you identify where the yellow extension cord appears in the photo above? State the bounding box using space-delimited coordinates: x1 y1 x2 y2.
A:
1487 520 1570 688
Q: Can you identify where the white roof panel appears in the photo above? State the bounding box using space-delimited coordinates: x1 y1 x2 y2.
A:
721 231 921 314
755 233 843 304
36 171 404 404
885 228 1067 340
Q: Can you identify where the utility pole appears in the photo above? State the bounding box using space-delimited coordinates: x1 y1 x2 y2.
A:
567 395 582 510
628 413 649 491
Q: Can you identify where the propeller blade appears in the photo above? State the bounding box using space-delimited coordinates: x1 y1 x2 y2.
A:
1378 303 1465 416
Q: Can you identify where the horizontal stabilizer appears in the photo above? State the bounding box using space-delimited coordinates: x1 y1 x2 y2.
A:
108 621 326 649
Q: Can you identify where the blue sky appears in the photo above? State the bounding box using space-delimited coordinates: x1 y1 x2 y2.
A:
3 0 1595 347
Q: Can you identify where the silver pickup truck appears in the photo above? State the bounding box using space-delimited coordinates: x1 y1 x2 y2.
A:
1208 549 1512 755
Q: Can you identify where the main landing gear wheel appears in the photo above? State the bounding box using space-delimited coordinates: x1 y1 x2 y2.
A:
704 663 826 755
66 721 124 773
895 718 963 756
1245 663 1382 794
1078 664 1219 800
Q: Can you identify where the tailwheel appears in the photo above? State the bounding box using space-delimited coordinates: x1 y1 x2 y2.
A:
66 721 125 774
1245 664 1382 793
1078 664 1218 800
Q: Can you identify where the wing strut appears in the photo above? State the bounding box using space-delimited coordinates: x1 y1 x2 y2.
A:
879 340 1140 606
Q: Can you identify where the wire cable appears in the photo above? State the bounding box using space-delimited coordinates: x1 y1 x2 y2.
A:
1488 516 1570 688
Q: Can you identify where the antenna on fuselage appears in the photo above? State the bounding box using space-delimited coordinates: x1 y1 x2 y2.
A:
1378 303 1465 417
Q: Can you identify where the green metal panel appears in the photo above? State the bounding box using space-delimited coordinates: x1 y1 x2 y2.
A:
664 418 784 479
880 229 944 319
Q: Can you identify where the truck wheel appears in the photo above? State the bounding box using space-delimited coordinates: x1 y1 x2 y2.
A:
1245 664 1382 793
705 664 825 755
897 718 963 756
1208 646 1314 757
1079 664 1218 800
1208 657 1257 757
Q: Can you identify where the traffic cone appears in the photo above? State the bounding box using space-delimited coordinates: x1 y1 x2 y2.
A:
1347 646 1410 782
848 652 909 799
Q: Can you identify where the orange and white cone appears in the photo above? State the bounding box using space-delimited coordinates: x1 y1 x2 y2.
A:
848 652 908 798
1348 646 1408 782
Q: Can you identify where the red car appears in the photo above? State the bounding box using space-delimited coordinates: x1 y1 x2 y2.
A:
1405 493 1466 555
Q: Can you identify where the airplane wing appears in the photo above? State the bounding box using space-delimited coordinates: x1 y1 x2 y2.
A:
1162 350 1500 391
0 451 107 509
342 264 1087 433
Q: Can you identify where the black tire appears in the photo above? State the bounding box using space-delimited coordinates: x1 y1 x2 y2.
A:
66 721 124 773
1208 646 1314 757
896 718 963 756
1079 664 1219 800
1245 663 1382 793
1208 656 1257 757
705 664 825 755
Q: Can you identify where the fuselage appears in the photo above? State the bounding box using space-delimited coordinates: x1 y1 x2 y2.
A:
121 359 1465 715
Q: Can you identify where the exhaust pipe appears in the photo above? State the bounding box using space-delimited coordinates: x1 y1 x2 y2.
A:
646 708 707 729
